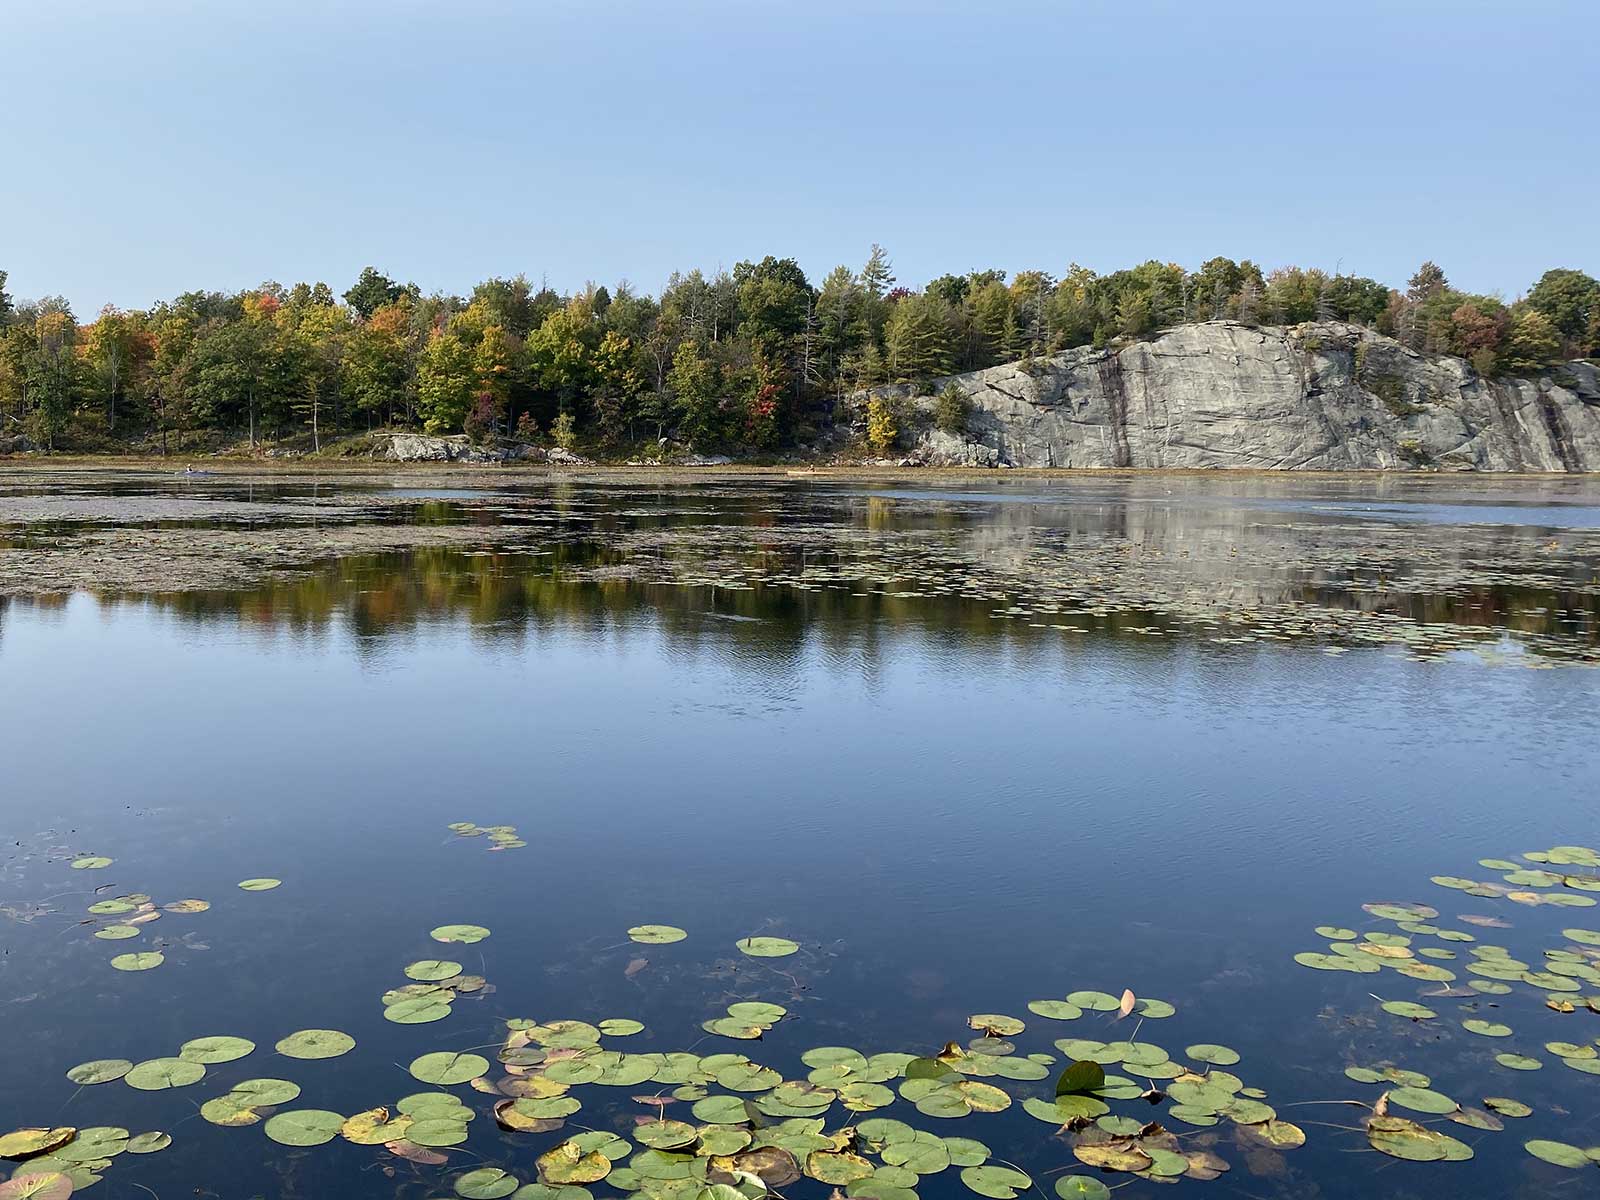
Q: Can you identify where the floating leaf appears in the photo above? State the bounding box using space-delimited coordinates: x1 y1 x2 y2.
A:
384 995 453 1024
628 926 686 944
263 1110 345 1147
1483 1097 1531 1117
109 952 162 972
70 858 112 870
64 1061 130 1086
598 1019 645 1036
1379 1001 1436 1020
735 937 798 958
538 1141 612 1185
178 1037 254 1065
410 1052 490 1085
1053 1179 1109 1200
806 1151 875 1185
0 1174 74 1200
406 960 464 981
431 924 490 944
1525 1140 1591 1168
125 1059 205 1091
0 1129 75 1160
1462 1019 1512 1037
1184 1044 1239 1066
456 1168 520 1199
1493 1053 1542 1071
1026 1000 1082 1020
1388 1087 1458 1115
1055 1061 1105 1095
959 1166 1030 1199
163 899 210 914
236 879 281 891
275 1029 355 1060
92 926 139 941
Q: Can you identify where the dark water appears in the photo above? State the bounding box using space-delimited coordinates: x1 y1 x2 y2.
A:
2 473 1599 1200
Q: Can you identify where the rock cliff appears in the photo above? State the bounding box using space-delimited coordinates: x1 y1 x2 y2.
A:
862 321 1600 471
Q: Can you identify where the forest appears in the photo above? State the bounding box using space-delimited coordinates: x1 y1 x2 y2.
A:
0 253 1596 456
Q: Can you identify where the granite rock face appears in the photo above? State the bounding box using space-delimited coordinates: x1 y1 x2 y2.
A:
864 322 1600 471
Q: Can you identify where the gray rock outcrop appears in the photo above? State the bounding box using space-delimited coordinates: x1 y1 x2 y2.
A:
861 321 1600 471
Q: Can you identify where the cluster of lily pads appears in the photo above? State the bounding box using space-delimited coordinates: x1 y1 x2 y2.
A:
385 947 491 1025
449 822 528 851
80 869 281 973
1294 844 1600 1171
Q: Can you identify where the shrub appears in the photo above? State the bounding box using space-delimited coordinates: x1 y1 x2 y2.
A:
865 396 898 454
934 384 971 436
552 410 577 450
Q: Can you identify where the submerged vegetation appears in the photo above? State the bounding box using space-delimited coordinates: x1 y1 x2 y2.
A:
0 256 1595 456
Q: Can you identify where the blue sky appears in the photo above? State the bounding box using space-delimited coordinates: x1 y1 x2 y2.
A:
6 0 1595 314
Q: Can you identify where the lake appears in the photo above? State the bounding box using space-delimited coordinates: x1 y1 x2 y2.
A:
2 469 1599 1200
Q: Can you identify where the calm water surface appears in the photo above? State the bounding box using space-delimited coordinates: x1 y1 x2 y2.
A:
2 473 1599 1200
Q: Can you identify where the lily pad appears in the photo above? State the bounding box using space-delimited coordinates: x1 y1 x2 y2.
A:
0 1129 75 1160
735 937 798 958
124 1132 170 1155
1525 1139 1591 1168
1494 1053 1542 1071
0 1174 74 1200
109 953 162 972
538 1141 612 1185
1185 1044 1240 1066
1388 1086 1458 1115
405 960 464 981
410 1052 490 1085
178 1037 255 1065
236 879 281 891
456 1169 520 1199
263 1110 345 1147
1054 1178 1110 1200
384 996 453 1024
64 1061 131 1086
1462 1019 1512 1037
431 924 490 944
628 926 687 944
275 1029 355 1059
124 1059 205 1091
71 858 113 870
959 1166 1030 1199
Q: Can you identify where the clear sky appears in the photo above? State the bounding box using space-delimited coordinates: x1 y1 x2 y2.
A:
6 0 1595 315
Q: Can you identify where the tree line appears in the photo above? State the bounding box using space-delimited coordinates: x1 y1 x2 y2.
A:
0 252 1595 455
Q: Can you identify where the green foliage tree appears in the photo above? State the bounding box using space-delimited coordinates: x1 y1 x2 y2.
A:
1527 269 1600 351
884 292 953 380
416 329 476 433
667 340 723 447
344 267 404 319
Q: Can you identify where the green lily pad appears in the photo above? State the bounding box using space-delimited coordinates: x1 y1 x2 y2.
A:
735 937 798 958
405 959 464 981
65 1060 132 1086
92 926 139 941
384 996 453 1024
410 1052 490 1085
1494 1053 1542 1071
456 1169 520 1199
430 924 490 944
628 926 686 944
1064 991 1119 1011
1526 1139 1591 1168
1388 1087 1458 1115
1379 1001 1437 1020
1026 1000 1082 1020
178 1037 255 1065
599 1019 645 1036
237 879 281 891
275 1029 355 1059
1054 1178 1110 1200
71 858 113 870
124 1059 205 1091
1484 1097 1531 1117
959 1166 1030 1199
263 1110 344 1147
1185 1044 1240 1066
109 952 162 972
124 1132 170 1155
1462 1019 1512 1037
